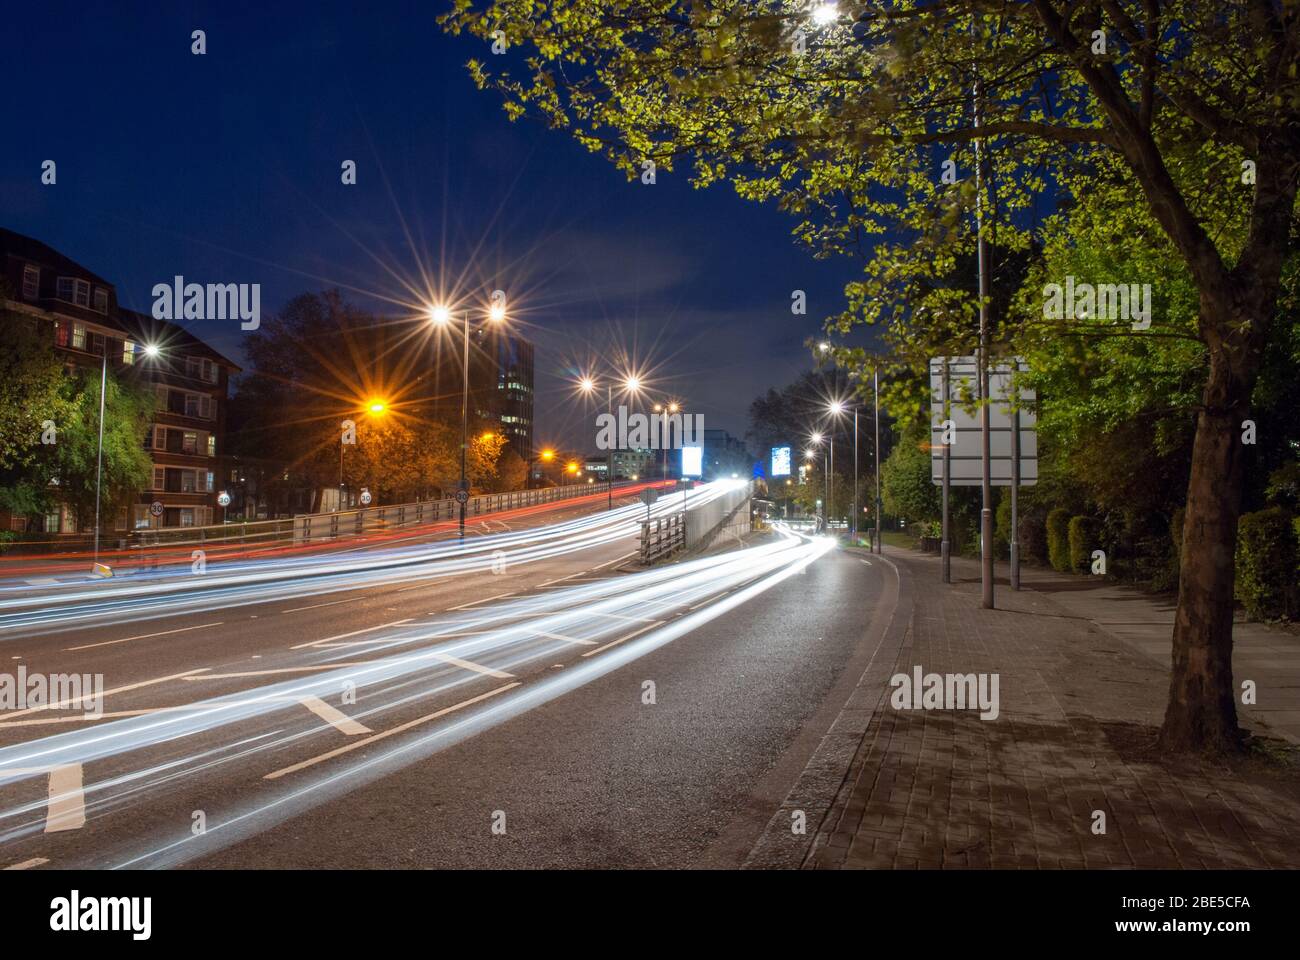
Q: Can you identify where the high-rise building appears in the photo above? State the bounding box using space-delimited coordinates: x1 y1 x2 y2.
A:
426 326 534 461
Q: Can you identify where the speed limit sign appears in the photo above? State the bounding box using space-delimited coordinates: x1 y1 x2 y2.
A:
360 489 372 506
217 491 231 507
454 489 469 505
149 500 164 518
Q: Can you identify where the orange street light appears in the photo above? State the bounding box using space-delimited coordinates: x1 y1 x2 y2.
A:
367 399 388 415
541 449 555 461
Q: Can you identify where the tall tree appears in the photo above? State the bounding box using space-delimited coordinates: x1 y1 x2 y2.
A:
444 0 1300 754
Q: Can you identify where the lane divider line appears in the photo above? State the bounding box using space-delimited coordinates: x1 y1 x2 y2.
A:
65 621 224 652
290 618 415 651
427 653 514 679
0 764 86 833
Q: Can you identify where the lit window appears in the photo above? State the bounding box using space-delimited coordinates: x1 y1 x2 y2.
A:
71 323 86 351
206 434 216 457
123 341 136 364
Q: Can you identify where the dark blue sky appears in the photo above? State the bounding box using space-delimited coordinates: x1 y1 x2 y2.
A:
2 1 865 448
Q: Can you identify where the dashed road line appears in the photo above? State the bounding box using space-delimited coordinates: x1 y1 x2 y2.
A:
581 622 663 657
449 592 515 611
0 764 85 833
65 621 224 652
282 598 356 613
3 857 49 870
290 618 414 651
427 653 514 679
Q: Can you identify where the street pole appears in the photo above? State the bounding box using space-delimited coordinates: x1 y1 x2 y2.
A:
975 77 994 609
1012 381 1021 589
92 349 107 566
941 357 952 582
829 437 834 530
852 408 859 542
874 366 882 554
459 311 470 540
606 384 613 511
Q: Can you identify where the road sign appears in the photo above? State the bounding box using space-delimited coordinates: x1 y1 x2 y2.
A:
454 489 469 505
149 501 164 517
359 490 372 506
770 445 791 477
217 491 231 507
930 356 1037 486
639 488 658 506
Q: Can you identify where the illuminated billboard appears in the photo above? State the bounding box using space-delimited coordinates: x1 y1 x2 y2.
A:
770 445 791 477
681 445 703 477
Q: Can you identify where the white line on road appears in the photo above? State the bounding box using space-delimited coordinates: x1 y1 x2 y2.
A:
589 551 637 571
290 618 414 650
65 621 224 652
581 622 663 657
427 653 514 679
3 858 49 870
0 764 86 833
532 630 596 646
449 592 515 611
184 663 369 680
281 598 357 613
264 682 520 780
297 696 371 735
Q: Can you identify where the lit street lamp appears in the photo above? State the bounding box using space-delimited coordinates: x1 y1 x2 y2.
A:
578 372 641 510
430 298 507 539
94 340 160 569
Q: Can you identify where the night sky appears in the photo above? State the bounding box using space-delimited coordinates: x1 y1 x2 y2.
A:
2 1 867 450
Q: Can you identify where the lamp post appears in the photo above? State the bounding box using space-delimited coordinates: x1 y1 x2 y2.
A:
430 299 506 539
93 341 160 569
578 373 640 510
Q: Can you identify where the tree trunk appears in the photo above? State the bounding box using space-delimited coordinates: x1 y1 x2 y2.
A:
1157 300 1262 755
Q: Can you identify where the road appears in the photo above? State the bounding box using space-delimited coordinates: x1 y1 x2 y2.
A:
0 482 891 869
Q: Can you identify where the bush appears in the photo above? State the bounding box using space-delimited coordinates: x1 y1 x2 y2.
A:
1046 508 1071 572
1018 513 1048 566
1235 508 1298 620
1068 515 1096 573
994 494 1012 559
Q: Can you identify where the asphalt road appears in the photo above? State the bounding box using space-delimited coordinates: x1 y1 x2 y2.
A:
0 489 891 870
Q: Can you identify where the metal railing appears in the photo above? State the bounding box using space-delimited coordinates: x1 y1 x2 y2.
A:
125 481 651 559
639 513 685 564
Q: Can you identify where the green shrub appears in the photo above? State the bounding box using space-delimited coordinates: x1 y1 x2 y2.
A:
1235 508 1298 620
994 494 1012 559
1018 513 1048 566
1068 515 1096 573
1046 508 1071 572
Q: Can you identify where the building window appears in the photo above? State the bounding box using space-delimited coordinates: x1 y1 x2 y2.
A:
181 470 196 493
57 277 74 301
71 323 86 351
133 505 153 530
90 332 105 356
182 431 198 455
206 434 217 457
74 279 90 307
152 466 165 490
45 510 61 534
122 341 136 364
179 509 195 527
54 320 69 348
93 288 108 313
205 470 214 493
22 265 39 299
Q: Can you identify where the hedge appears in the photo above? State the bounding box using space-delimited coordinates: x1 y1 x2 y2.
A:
1235 508 1298 620
1046 508 1071 572
1067 516 1096 573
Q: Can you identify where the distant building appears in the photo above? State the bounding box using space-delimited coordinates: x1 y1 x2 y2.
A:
427 326 535 462
702 429 751 479
0 227 239 533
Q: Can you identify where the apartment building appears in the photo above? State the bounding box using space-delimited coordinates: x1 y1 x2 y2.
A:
0 227 239 533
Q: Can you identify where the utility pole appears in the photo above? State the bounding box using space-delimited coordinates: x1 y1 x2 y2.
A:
974 77 994 609
941 357 952 582
874 366 882 554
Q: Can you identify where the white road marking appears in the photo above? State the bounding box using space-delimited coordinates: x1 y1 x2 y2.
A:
282 598 356 613
264 682 520 780
427 653 514 679
581 622 663 657
3 857 49 870
297 696 371 735
588 611 660 624
532 630 596 646
185 663 369 679
590 551 637 571
0 764 86 833
1 668 211 720
537 572 584 587
65 621 224 652
859 558 872 566
290 618 414 650
449 592 515 610
25 578 58 586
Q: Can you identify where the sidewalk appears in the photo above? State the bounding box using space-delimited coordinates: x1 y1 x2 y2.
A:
747 547 1300 869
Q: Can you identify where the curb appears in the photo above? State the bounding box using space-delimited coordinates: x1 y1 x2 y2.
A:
741 547 915 869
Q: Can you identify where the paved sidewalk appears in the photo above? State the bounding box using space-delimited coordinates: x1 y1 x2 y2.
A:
750 547 1300 869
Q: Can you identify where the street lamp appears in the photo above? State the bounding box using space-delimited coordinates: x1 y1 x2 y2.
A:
94 340 161 570
808 432 831 529
430 297 507 539
578 372 641 510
